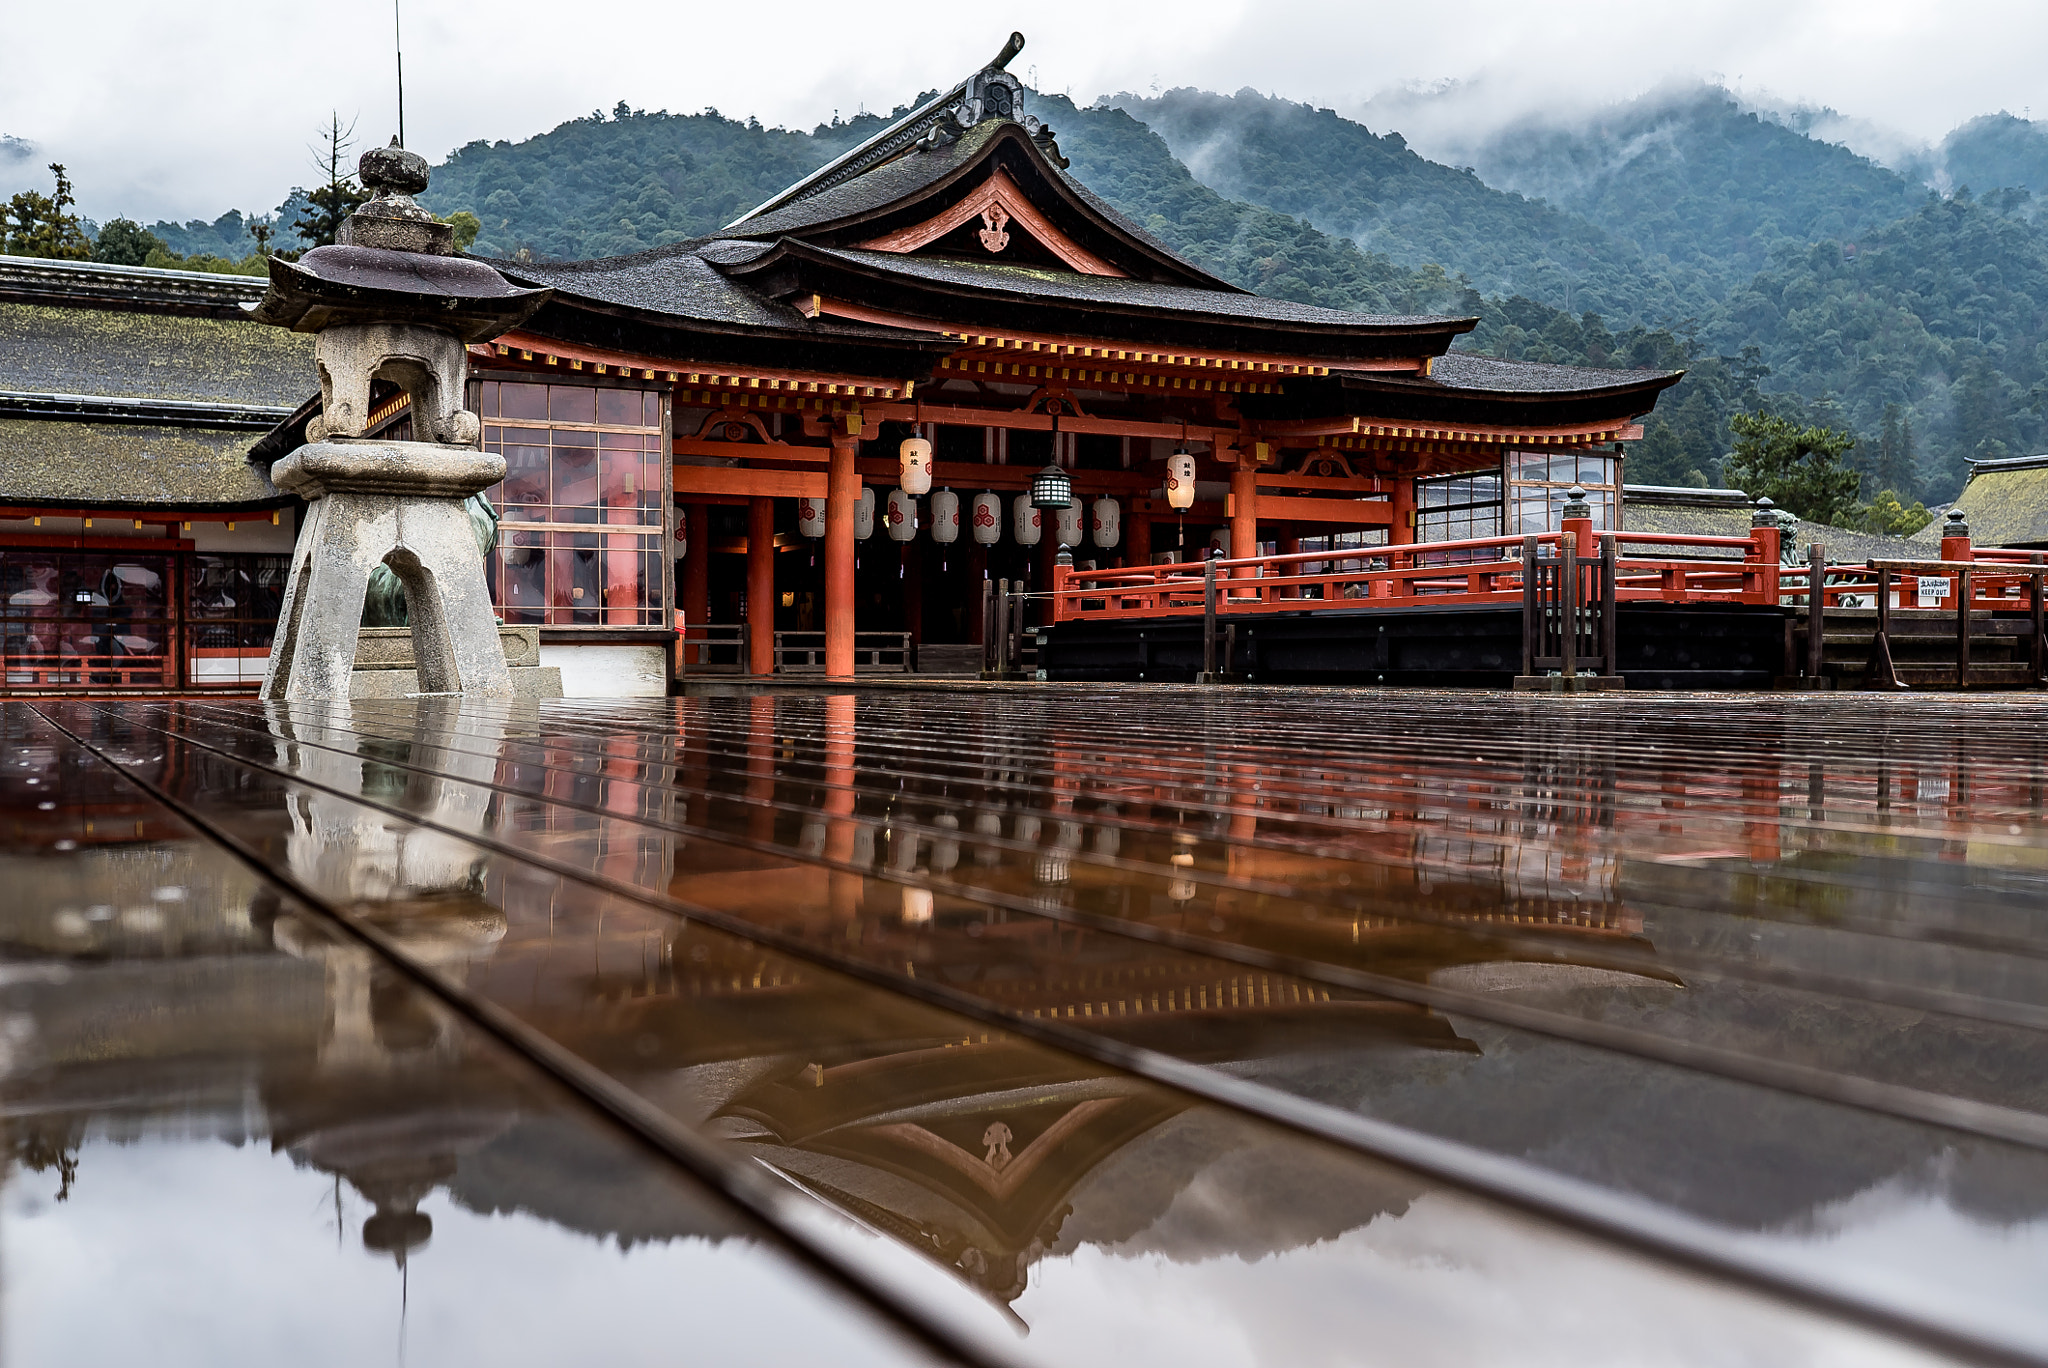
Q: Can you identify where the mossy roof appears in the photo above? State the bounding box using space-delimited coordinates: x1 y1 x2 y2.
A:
1951 465 2048 547
0 418 283 508
0 301 312 406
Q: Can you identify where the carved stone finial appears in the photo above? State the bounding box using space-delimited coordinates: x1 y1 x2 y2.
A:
341 138 452 255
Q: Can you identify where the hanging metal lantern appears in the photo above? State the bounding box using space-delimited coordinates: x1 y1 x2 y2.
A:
1012 493 1041 546
1055 501 1083 547
1091 496 1121 548
1030 462 1074 510
971 491 1002 545
898 436 934 495
1166 450 1197 510
930 489 960 544
885 488 916 542
854 487 875 539
796 497 825 538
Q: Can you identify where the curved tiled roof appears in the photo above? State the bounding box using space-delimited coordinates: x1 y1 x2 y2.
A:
725 121 1008 240
491 243 927 340
1386 351 1681 395
795 245 1471 332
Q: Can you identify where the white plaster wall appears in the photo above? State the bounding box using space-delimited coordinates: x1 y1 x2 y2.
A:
538 644 668 697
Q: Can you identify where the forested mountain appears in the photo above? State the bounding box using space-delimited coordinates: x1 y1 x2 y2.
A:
88 78 2048 506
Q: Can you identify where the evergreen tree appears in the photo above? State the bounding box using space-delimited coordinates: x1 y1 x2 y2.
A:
3 164 93 260
91 217 166 266
1871 403 1920 498
1724 411 1861 525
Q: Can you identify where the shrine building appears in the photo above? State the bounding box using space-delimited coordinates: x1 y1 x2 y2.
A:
0 34 1688 694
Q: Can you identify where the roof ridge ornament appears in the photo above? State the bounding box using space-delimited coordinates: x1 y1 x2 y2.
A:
727 32 1072 227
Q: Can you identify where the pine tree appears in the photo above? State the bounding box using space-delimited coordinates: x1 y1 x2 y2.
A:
3 164 93 260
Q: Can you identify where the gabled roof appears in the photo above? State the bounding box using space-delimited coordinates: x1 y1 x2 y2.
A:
721 119 1234 290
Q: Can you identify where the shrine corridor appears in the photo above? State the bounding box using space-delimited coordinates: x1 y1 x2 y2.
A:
5 689 2048 1367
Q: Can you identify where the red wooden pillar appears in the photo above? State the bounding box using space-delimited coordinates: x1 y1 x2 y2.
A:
1276 535 1300 598
1388 476 1416 546
681 500 710 666
747 496 775 676
826 434 859 677
1230 465 1258 563
1126 513 1152 569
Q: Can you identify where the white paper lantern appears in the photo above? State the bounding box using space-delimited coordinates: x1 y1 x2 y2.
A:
1055 502 1083 547
1208 528 1231 558
898 436 933 495
971 492 1002 545
1012 493 1041 546
854 486 876 540
930 489 960 544
1090 497 1121 548
1166 451 1197 511
673 506 687 558
796 497 825 538
885 488 916 541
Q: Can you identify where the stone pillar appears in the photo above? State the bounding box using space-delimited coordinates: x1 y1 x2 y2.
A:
747 497 775 676
826 433 860 677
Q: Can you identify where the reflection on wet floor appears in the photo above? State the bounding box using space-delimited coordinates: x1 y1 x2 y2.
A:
7 689 2048 1366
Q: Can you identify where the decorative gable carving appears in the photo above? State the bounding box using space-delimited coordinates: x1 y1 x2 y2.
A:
856 168 1127 278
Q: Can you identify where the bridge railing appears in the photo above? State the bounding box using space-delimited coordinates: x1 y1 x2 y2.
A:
1049 525 1784 623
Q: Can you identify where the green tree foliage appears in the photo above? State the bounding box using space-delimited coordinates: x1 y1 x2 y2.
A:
440 209 480 252
3 163 92 259
1851 489 1934 536
1724 412 1861 525
90 216 165 266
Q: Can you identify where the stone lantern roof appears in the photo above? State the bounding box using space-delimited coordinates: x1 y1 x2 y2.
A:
248 140 550 342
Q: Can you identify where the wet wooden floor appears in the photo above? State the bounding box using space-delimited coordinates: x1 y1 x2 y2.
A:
6 688 2048 1367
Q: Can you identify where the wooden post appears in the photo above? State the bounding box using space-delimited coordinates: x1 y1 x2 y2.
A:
825 432 859 678
1276 535 1300 598
1520 535 1540 676
1869 567 1905 690
1201 556 1219 681
2033 555 2046 686
1956 566 1972 689
980 576 995 674
1558 531 1578 678
681 500 710 668
1807 543 1826 683
1125 513 1152 570
1600 533 1618 677
746 497 775 676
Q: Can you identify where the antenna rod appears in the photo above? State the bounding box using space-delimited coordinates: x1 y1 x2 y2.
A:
394 0 406 146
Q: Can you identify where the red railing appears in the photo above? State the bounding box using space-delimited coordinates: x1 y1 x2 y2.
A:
1050 524 1787 623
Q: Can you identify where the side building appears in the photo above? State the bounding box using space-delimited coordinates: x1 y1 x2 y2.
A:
0 256 302 691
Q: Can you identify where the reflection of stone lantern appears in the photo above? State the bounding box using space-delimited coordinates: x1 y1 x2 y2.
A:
248 141 550 699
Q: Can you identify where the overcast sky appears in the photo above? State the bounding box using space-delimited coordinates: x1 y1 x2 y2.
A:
5 0 2046 227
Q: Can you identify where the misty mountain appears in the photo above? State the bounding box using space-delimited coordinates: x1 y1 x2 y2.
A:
1106 88 1698 324
1940 114 2048 200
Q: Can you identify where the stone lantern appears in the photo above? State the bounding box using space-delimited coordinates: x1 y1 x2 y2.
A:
248 140 551 699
